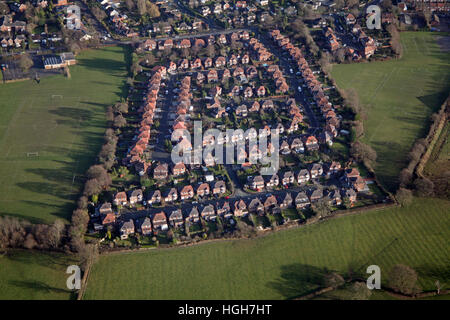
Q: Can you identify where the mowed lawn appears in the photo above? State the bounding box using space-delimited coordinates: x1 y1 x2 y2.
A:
331 32 450 191
84 197 450 300
0 46 127 223
0 250 78 300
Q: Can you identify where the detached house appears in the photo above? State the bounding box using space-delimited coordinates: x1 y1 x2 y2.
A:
136 217 152 235
257 86 266 97
308 163 323 179
279 193 293 209
304 135 319 151
197 183 210 197
152 211 168 230
180 185 194 200
154 163 169 180
169 209 184 228
309 189 323 202
201 204 216 221
265 173 279 188
248 198 264 215
297 169 310 184
101 212 116 226
147 190 161 205
173 162 186 176
113 192 127 206
213 181 227 195
282 171 295 186
129 189 143 205
163 188 178 203
250 175 265 191
234 199 248 217
215 56 226 68
295 192 310 209
120 219 135 240
188 207 200 222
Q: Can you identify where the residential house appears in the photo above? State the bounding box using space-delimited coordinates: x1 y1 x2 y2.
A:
173 162 187 176
257 86 266 97
120 219 135 240
308 163 323 179
328 190 342 206
250 175 265 191
215 56 226 67
163 188 178 203
152 211 168 230
201 204 216 221
147 190 161 205
113 192 127 206
154 163 169 180
136 217 152 235
279 193 293 209
236 104 248 117
216 201 232 218
129 189 143 205
207 69 219 82
169 209 184 228
295 192 310 209
180 185 194 200
234 199 248 217
304 135 319 151
265 173 279 188
213 180 227 195
309 189 323 202
297 169 310 184
197 183 210 197
101 212 116 225
291 138 304 153
282 171 295 186
188 206 200 222
248 198 264 215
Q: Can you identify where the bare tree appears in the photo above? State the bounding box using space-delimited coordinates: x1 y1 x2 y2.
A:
388 264 421 295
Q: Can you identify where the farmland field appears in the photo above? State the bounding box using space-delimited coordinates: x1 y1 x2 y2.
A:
0 46 127 224
0 250 78 300
331 32 450 191
84 197 450 300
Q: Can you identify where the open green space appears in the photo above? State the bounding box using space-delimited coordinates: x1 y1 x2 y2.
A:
84 197 450 299
0 46 127 224
0 250 78 300
331 32 450 191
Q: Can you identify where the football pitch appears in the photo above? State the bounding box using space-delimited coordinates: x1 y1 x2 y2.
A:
0 46 127 223
331 32 450 191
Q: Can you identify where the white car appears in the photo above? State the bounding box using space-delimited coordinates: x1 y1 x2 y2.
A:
298 86 302 92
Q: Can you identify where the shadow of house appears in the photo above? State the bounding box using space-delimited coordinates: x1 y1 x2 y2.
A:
266 263 331 299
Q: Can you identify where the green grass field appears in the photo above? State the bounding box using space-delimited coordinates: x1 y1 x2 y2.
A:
84 197 450 300
0 250 78 300
331 32 450 191
0 46 127 224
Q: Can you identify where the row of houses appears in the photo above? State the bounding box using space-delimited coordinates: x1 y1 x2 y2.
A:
144 30 250 52
100 185 358 238
247 161 340 191
270 30 340 140
126 69 162 171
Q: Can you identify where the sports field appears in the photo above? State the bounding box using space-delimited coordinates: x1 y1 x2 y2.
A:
0 46 127 223
331 32 450 191
0 250 78 300
84 197 450 300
